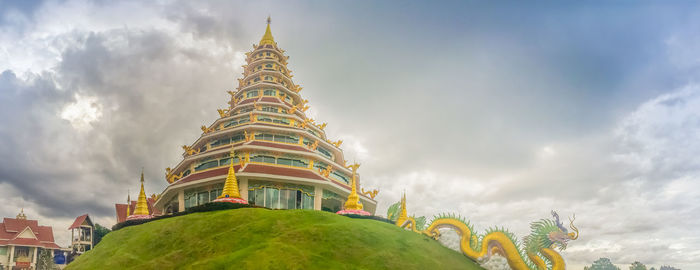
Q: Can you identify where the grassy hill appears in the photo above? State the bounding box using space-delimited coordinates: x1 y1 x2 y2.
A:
67 208 483 270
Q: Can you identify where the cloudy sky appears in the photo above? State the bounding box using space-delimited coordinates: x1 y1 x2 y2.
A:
1 0 699 268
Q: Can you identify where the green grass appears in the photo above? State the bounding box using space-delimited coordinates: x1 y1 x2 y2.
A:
67 208 483 270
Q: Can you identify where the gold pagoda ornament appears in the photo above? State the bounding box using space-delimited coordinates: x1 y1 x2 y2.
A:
16 208 27 220
336 163 371 216
259 16 276 46
126 169 153 221
395 191 409 226
212 146 248 204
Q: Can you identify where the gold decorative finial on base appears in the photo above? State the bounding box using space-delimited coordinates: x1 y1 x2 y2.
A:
259 16 276 46
336 163 371 216
395 191 409 226
16 208 27 220
126 168 153 221
213 146 248 204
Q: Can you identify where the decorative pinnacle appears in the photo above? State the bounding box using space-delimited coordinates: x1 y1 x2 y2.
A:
267 15 271 25
218 145 242 199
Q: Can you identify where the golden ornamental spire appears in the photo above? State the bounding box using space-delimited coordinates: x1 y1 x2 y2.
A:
132 169 150 216
218 146 242 199
336 163 371 216
126 190 131 216
343 163 363 211
259 16 276 46
16 208 26 220
395 191 408 226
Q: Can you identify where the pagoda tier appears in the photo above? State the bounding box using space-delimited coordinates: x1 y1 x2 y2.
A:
153 18 377 215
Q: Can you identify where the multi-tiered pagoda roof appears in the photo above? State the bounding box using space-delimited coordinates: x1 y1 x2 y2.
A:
150 18 377 215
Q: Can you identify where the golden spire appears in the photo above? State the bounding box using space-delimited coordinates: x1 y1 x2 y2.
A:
126 190 131 216
259 16 276 46
395 191 408 226
132 169 150 216
218 146 242 199
16 208 26 220
343 163 363 211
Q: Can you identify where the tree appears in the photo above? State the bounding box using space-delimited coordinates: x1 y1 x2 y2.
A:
386 201 400 222
584 258 621 270
630 261 647 270
36 248 57 270
659 266 680 270
94 223 111 246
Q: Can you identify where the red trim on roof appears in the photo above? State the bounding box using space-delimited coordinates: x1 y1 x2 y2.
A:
260 97 281 103
68 214 89 230
0 217 59 249
171 166 233 186
241 164 326 181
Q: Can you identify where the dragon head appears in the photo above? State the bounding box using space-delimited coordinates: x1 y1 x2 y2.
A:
547 211 579 250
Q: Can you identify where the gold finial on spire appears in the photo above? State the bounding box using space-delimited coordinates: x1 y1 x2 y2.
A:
132 168 150 216
126 189 131 216
395 191 408 226
16 208 26 220
259 16 276 46
218 146 242 199
343 163 363 211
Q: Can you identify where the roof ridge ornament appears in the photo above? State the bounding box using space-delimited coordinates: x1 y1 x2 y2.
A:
16 208 27 220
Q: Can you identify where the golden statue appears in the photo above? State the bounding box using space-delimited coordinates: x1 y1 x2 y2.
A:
201 125 215 134
182 145 200 156
320 165 332 177
302 105 310 112
217 108 230 118
309 140 319 150
286 106 296 114
244 130 252 142
331 140 343 147
361 188 379 199
318 123 327 130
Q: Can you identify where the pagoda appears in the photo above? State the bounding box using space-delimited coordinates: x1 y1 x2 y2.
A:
152 17 377 215
125 170 154 221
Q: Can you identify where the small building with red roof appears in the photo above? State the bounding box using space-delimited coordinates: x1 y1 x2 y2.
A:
68 214 94 254
0 209 61 270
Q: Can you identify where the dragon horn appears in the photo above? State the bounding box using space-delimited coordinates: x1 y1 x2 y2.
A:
568 214 579 240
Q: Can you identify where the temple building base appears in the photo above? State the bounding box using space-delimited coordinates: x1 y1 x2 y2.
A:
212 197 248 204
336 209 371 216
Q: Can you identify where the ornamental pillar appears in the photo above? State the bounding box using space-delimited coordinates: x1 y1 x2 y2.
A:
240 178 249 201
313 185 322 210
178 189 185 213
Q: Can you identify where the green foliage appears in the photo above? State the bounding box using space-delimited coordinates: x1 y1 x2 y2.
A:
659 266 680 270
68 208 483 270
413 216 427 230
629 261 647 270
584 258 621 270
93 223 111 246
386 201 401 222
36 248 57 270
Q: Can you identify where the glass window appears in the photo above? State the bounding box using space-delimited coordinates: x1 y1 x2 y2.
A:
263 89 276 96
197 192 210 205
265 188 280 209
262 106 279 113
255 188 264 206
265 63 273 68
266 52 271 56
247 90 259 98
195 160 219 171
0 246 7 255
317 147 333 159
302 193 314 209
292 159 309 168
253 77 260 82
264 76 273 81
277 158 292 166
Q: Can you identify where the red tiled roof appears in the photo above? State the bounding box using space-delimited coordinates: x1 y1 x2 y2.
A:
239 98 257 105
7 238 41 246
0 217 60 249
68 214 90 230
241 164 326 181
171 166 233 186
3 218 38 233
248 141 311 152
260 97 281 103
